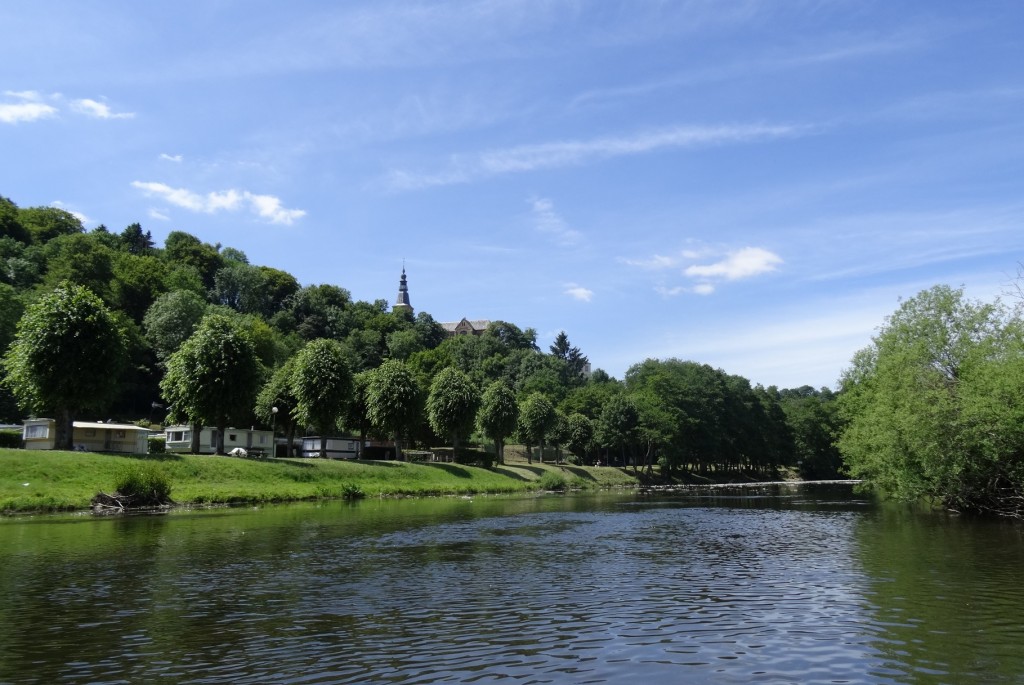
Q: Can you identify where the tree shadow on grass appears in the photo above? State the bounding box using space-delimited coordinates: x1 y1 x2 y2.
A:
558 466 596 481
420 463 472 479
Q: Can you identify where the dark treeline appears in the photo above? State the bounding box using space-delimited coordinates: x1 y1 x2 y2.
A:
0 194 843 477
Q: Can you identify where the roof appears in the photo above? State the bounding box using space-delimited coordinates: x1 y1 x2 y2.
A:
23 418 150 432
440 319 491 332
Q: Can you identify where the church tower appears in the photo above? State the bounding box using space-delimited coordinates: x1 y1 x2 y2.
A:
393 266 413 315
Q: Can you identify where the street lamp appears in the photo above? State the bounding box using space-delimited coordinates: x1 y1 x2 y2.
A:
271 406 279 458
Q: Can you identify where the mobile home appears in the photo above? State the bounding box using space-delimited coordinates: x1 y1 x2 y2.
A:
164 425 273 455
23 419 151 454
301 436 361 459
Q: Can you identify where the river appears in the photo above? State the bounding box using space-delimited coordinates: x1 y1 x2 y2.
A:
2 483 1023 684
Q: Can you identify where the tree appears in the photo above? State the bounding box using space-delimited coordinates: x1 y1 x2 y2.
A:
478 380 519 464
163 231 224 289
838 285 1023 515
0 196 29 243
119 223 154 255
518 392 556 464
143 290 208 361
2 283 126 450
17 206 83 243
160 314 262 454
366 359 421 460
426 367 480 452
566 413 594 462
597 393 640 467
292 338 353 458
547 409 570 463
550 330 589 385
42 233 115 301
255 355 300 457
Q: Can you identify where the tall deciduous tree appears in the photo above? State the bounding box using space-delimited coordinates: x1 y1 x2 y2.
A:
566 412 594 462
366 359 420 460
255 355 300 457
518 392 555 464
478 380 519 464
426 367 480 452
292 338 353 458
143 290 208 361
3 283 126 449
160 314 262 454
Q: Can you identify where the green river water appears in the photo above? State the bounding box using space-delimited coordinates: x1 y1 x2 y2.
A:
1 483 1023 684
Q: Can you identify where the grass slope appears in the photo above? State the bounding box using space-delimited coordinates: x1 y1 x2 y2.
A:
0 449 640 514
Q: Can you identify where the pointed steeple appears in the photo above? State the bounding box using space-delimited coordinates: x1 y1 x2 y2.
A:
393 264 412 314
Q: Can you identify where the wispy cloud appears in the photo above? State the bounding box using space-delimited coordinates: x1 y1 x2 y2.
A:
131 181 306 225
1 91 136 123
385 122 809 190
0 91 57 124
70 98 134 119
159 153 183 163
564 284 594 302
685 247 783 281
530 197 582 246
148 208 170 221
572 31 924 108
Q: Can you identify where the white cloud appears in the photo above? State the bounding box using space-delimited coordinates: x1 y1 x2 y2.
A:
654 285 685 297
159 153 183 163
148 208 170 221
0 91 57 124
625 254 680 270
386 122 808 190
564 284 594 302
131 181 305 225
247 192 307 225
70 98 135 120
684 247 783 281
530 197 582 246
692 283 716 295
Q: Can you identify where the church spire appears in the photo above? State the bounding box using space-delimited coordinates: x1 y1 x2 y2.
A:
393 264 412 315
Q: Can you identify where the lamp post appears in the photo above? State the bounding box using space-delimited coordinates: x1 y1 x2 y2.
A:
271 406 279 458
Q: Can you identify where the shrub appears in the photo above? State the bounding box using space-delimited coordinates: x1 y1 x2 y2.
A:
341 483 365 500
148 435 166 454
113 462 173 505
0 429 22 449
537 470 567 491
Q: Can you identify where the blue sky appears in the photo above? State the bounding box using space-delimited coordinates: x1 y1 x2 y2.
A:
2 1 1022 389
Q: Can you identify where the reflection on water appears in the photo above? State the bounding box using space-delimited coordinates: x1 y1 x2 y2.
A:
1 485 1023 684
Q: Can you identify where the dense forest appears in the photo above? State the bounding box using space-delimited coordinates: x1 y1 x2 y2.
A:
0 193 845 477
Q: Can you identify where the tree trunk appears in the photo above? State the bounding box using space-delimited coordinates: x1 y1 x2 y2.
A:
394 431 403 461
56 408 74 451
216 422 227 455
320 435 327 459
190 422 201 454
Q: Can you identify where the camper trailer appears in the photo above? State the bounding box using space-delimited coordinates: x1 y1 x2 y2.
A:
23 419 151 454
164 425 273 455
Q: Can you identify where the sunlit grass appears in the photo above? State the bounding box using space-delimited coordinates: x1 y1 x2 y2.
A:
0 449 640 513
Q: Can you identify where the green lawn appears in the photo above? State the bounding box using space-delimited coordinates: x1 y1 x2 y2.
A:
0 449 640 513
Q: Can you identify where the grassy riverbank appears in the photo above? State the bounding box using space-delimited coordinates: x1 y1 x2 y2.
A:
0 449 642 514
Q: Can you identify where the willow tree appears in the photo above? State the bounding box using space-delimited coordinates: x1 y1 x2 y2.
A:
3 283 126 450
160 314 262 454
292 338 352 458
838 285 1024 516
